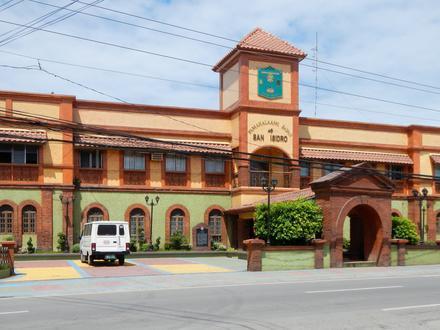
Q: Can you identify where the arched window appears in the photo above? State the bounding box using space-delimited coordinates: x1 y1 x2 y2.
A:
129 208 145 242
208 209 222 243
87 207 104 222
436 212 440 240
170 209 184 236
0 205 13 234
22 205 36 233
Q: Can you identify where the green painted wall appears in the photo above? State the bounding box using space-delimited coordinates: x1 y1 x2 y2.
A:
390 245 398 266
262 250 316 271
73 191 231 247
392 200 408 217
405 248 440 266
0 189 41 204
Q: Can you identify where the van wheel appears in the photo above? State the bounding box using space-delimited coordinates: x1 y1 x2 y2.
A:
80 252 86 263
118 257 125 266
88 254 94 266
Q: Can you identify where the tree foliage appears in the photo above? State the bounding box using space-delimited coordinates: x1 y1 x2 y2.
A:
254 199 323 245
392 216 419 245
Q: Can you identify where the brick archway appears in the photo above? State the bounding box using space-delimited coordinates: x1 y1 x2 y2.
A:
311 163 394 268
124 204 150 242
81 203 109 227
334 196 390 267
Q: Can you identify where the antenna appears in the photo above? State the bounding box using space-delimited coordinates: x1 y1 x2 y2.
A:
312 32 318 117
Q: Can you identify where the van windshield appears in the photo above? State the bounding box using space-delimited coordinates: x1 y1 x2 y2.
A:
97 225 117 236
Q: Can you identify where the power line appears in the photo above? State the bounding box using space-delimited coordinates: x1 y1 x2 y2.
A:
49 0 440 92
1 17 440 117
26 0 440 96
0 0 23 14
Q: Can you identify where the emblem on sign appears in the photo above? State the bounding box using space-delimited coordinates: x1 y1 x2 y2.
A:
258 66 282 99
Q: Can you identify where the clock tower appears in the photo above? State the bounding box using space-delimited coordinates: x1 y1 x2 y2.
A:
213 28 307 204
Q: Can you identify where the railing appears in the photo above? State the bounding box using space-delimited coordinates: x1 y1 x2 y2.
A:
0 164 39 182
249 171 292 188
124 171 146 185
79 168 104 185
165 172 187 186
205 174 226 187
0 246 13 274
392 179 406 194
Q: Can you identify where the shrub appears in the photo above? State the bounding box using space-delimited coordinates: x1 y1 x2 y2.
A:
26 237 35 254
164 243 171 251
129 239 138 252
5 235 14 241
254 199 323 245
343 238 350 250
0 264 8 270
153 237 161 251
169 232 188 250
212 241 227 251
392 216 419 245
139 243 149 252
57 232 68 252
71 243 80 253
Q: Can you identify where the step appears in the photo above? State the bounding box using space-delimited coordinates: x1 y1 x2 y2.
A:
343 261 376 268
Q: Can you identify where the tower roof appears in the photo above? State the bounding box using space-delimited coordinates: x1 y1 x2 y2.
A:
213 27 307 72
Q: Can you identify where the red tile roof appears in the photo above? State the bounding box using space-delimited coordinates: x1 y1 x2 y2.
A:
300 148 413 165
431 154 440 164
225 188 315 214
0 129 47 143
213 27 306 71
74 134 232 155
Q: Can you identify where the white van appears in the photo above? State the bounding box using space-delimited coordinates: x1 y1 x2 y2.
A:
80 221 130 265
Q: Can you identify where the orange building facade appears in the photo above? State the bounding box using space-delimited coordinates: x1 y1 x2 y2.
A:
0 28 440 254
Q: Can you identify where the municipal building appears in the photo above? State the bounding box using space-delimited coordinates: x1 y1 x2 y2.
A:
1 28 440 266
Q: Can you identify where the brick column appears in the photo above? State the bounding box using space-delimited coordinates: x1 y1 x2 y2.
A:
391 239 408 266
40 189 53 250
312 239 326 269
243 238 265 271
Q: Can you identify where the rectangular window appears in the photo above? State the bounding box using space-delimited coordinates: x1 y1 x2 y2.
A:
0 144 39 164
205 159 224 174
80 150 103 169
124 151 145 170
435 165 440 178
300 161 310 177
323 163 342 176
165 155 186 172
388 165 404 180
97 224 117 236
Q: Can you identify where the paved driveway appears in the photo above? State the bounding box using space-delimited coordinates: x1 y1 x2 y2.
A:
3 257 246 282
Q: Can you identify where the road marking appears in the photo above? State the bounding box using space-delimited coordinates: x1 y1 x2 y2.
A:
383 303 440 312
0 310 28 315
306 285 403 293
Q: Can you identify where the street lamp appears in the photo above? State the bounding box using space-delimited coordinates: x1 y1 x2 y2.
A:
59 193 75 252
412 187 429 244
145 195 160 250
261 177 277 245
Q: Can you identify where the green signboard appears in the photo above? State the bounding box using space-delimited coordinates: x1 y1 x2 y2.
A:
258 66 283 99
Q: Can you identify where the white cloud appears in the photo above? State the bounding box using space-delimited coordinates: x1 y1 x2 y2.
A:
0 0 439 126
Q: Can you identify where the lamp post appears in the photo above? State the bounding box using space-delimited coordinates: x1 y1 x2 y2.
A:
261 177 277 245
412 188 429 244
145 195 160 250
59 193 75 252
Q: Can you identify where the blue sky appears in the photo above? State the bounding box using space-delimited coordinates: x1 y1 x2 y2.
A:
0 0 439 126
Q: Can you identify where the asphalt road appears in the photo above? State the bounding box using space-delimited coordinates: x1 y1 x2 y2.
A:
2 266 440 329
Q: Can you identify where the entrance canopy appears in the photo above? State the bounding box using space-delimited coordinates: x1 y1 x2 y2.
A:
310 163 395 267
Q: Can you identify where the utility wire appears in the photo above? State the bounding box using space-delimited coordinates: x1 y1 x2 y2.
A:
49 0 440 92
0 0 23 14
1 18 440 116
26 0 440 96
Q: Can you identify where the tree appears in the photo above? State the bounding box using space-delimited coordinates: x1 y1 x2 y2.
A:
254 199 323 245
392 216 419 245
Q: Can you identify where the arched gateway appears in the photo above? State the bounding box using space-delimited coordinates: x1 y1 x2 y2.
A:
311 163 394 268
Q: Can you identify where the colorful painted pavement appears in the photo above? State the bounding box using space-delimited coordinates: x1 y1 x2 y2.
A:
1 257 245 282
